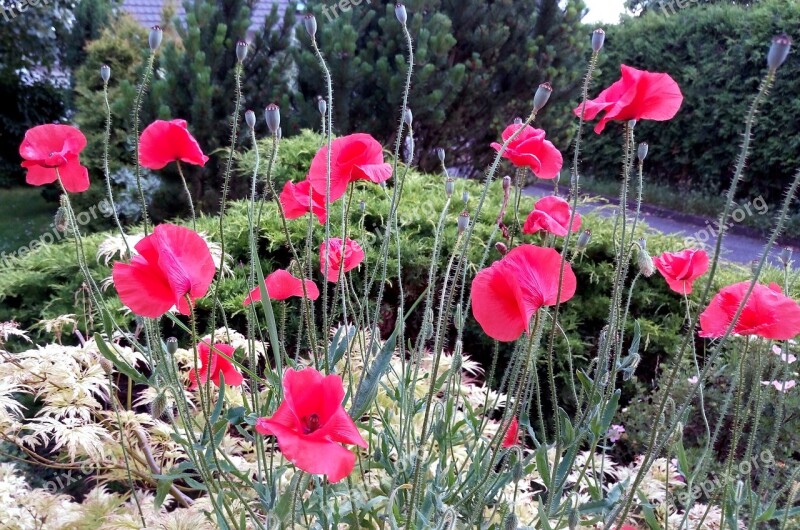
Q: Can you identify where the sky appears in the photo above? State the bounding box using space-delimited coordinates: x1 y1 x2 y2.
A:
582 0 628 24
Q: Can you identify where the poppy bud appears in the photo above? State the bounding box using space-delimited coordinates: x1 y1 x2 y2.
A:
778 247 793 267
592 28 605 53
317 96 327 116
533 82 552 111
395 3 407 25
576 229 592 251
458 211 470 234
403 108 413 127
304 14 317 38
568 509 579 530
768 33 792 72
637 142 649 162
236 40 248 63
54 206 69 233
445 177 454 198
264 104 280 135
150 390 169 420
100 64 111 83
436 147 445 162
637 238 655 277
511 459 524 482
502 175 511 191
496 242 508 256
149 25 163 51
166 336 179 354
98 357 113 375
245 110 256 129
503 513 518 530
462 191 469 204
373 446 382 461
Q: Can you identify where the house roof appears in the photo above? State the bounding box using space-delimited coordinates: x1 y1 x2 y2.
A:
121 0 296 34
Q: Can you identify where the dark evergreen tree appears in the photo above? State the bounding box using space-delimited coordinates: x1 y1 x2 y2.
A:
293 0 588 175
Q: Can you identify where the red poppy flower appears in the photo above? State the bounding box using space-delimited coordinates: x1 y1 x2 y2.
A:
653 249 709 295
139 119 209 169
699 282 800 340
502 417 520 448
112 224 216 318
471 245 577 342
523 195 582 236
243 269 320 306
575 64 683 134
307 133 393 202
490 124 563 179
188 340 244 390
279 179 327 224
19 124 90 193
320 238 365 283
255 367 367 483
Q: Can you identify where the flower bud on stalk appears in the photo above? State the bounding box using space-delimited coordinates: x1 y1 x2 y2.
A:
358 200 366 213
638 142 649 162
592 29 605 53
317 96 327 116
768 33 792 72
149 25 163 51
458 211 469 234
100 64 111 83
403 108 413 127
462 190 469 204
395 3 407 25
304 14 317 38
533 82 552 112
445 177 454 198
245 110 256 129
236 40 248 63
264 104 280 135
495 242 508 256
637 238 655 277
778 247 793 267
436 147 446 162
576 229 592 251
166 337 179 354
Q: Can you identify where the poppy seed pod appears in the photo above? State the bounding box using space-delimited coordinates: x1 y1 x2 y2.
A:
457 211 470 234
317 96 327 116
265 104 280 135
779 247 793 267
245 110 256 130
768 33 792 72
576 229 592 251
149 25 163 51
166 337 179 354
592 28 605 53
236 40 248 63
637 142 649 162
100 64 110 83
395 3 407 25
304 14 317 38
436 147 445 162
403 108 413 127
513 117 523 125
495 242 508 256
533 82 552 111
445 177 454 198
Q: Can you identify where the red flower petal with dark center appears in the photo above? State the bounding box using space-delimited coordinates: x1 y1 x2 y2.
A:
307 133 393 202
523 195 581 236
279 179 327 224
502 417 520 448
653 249 709 295
19 124 90 193
244 269 320 305
320 238 365 283
112 224 216 318
699 282 800 340
139 119 209 169
490 124 563 179
471 245 577 342
575 64 683 134
255 367 367 483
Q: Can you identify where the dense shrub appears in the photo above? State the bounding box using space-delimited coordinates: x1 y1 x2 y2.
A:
581 0 800 232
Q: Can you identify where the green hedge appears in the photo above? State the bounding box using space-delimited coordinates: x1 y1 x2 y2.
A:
581 0 800 232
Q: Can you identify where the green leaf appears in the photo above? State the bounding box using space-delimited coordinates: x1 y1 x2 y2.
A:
349 330 398 419
154 478 172 510
93 333 147 384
